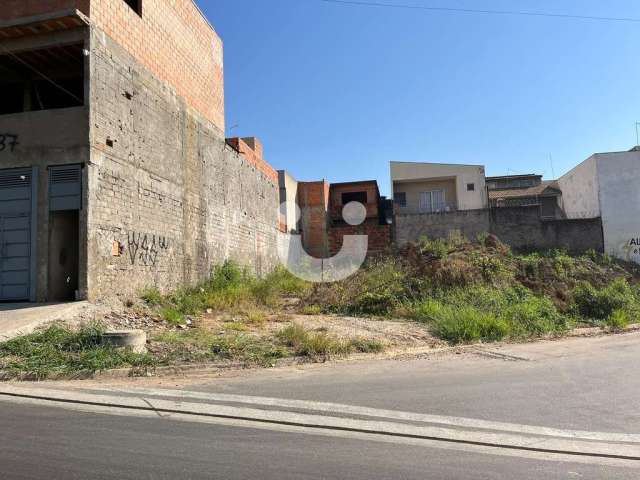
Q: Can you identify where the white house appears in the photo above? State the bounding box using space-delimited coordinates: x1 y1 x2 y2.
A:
558 147 640 262
390 161 488 214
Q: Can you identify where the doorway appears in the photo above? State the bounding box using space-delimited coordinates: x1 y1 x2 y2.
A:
48 164 82 302
48 211 79 301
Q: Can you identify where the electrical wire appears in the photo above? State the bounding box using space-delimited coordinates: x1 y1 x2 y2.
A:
316 0 640 24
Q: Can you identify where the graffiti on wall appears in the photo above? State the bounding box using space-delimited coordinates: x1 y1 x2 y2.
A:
0 134 19 152
127 232 170 266
621 238 640 264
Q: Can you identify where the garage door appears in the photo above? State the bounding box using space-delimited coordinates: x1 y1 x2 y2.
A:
0 168 35 301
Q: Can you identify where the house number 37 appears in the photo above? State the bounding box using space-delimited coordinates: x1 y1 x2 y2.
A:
0 134 19 152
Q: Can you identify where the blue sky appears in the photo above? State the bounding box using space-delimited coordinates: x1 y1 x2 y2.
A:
202 0 640 195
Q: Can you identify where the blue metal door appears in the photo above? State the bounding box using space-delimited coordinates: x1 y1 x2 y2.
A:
0 168 35 301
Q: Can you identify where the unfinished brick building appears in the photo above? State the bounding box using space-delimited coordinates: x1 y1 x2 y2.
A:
0 1 279 302
293 179 391 259
328 181 392 257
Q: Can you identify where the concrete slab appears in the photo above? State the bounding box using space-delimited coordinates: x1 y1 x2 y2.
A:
0 302 89 341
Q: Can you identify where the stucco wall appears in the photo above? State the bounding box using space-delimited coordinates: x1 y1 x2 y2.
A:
86 26 278 301
592 151 640 261
390 162 487 210
393 178 457 213
278 170 299 233
558 155 600 219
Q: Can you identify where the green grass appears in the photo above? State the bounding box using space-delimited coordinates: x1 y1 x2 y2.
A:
209 336 289 366
277 323 384 358
152 328 289 366
405 286 571 344
429 305 510 344
301 304 323 315
142 262 311 321
606 309 631 330
160 307 185 326
0 323 155 380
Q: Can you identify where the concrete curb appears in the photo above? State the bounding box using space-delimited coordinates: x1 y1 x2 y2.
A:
0 301 90 342
2 324 639 382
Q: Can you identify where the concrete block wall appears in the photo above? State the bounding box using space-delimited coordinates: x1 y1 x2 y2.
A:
86 26 278 301
395 207 603 253
87 0 224 131
395 210 490 246
226 138 278 184
490 207 604 253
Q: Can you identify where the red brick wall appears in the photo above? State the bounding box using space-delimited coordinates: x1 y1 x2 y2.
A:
89 0 224 132
329 220 392 257
297 181 330 258
226 137 278 184
0 1 89 21
329 182 380 220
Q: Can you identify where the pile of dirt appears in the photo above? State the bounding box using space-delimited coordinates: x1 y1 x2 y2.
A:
400 236 640 311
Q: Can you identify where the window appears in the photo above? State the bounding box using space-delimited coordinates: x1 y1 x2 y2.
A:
394 192 407 207
467 183 475 191
341 191 367 205
124 0 142 16
419 190 445 213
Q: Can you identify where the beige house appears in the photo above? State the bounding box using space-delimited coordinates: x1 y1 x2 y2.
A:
390 161 488 214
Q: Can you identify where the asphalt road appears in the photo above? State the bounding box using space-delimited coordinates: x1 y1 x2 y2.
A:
1 332 639 479
184 330 640 434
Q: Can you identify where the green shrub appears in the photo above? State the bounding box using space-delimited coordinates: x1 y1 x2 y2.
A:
548 249 575 278
583 249 614 267
140 287 163 305
353 291 398 315
447 230 467 248
160 307 185 326
261 266 310 296
606 309 630 330
407 299 449 323
419 237 449 259
318 257 409 316
471 254 506 283
277 323 359 358
573 279 637 321
502 296 568 338
517 253 542 279
209 261 247 290
349 338 385 353
301 304 323 315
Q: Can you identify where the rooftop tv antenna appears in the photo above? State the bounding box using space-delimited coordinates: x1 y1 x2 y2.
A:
549 153 556 179
636 122 640 146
